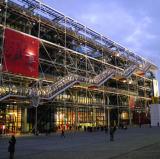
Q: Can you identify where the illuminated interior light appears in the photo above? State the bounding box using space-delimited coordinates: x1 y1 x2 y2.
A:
8 112 17 116
116 53 120 57
123 80 127 83
27 51 34 56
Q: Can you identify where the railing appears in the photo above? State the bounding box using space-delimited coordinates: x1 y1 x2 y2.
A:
0 63 148 102
40 69 115 100
142 63 151 73
41 74 78 100
93 69 115 86
124 64 137 78
0 69 115 102
0 85 30 101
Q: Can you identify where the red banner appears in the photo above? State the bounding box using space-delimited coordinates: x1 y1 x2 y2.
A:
3 28 39 78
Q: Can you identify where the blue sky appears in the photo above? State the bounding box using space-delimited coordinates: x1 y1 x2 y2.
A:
43 0 160 82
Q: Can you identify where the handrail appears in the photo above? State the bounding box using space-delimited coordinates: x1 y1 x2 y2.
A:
0 63 150 103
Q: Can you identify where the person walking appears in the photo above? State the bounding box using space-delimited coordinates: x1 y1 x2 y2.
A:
8 135 16 159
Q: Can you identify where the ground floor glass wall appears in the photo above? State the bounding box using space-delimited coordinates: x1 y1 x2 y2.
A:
55 106 105 130
0 103 151 134
0 105 21 134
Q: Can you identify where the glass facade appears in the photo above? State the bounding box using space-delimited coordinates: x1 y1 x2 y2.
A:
0 105 21 134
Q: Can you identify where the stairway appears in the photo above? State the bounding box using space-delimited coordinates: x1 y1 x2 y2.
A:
0 68 116 101
41 69 115 100
124 64 137 78
142 62 151 73
0 62 150 102
93 69 115 86
0 85 28 101
41 74 79 100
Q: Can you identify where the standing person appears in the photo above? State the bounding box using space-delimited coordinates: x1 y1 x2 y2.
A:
110 126 114 141
8 135 16 159
61 128 65 138
110 125 117 141
139 122 142 128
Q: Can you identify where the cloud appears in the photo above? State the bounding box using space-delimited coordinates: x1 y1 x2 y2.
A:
125 16 156 50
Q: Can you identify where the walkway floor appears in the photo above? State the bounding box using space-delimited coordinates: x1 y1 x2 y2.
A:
1 127 160 159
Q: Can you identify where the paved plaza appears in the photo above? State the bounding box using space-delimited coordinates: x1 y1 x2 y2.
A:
1 127 160 159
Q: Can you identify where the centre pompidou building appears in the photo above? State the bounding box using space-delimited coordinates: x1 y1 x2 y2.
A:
0 0 158 133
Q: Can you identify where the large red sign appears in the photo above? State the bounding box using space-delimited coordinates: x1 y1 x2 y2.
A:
3 28 39 78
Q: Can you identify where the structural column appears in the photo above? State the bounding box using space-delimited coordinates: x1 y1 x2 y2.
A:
75 107 79 128
107 108 110 128
21 107 28 133
92 107 96 126
129 107 132 126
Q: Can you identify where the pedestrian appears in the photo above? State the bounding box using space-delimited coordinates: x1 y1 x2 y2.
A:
110 125 117 141
139 122 142 128
8 135 16 159
61 128 65 138
110 127 114 141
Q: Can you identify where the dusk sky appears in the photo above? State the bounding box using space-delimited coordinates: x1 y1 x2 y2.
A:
43 0 160 84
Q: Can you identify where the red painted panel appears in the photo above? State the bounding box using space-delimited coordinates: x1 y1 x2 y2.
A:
3 28 39 78
129 96 135 110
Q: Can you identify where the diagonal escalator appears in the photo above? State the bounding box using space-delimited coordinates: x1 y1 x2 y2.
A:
0 85 29 101
93 69 115 87
41 74 79 100
123 64 137 78
142 62 151 73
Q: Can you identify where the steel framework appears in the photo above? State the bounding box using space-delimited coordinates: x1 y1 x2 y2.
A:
0 0 158 131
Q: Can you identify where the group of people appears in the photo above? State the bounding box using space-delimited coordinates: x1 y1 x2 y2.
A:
60 125 117 141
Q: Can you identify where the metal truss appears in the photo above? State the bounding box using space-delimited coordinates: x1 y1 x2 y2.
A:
0 0 156 117
4 0 157 70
